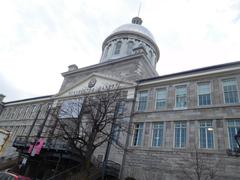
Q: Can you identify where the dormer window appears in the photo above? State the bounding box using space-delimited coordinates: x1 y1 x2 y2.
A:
114 41 122 55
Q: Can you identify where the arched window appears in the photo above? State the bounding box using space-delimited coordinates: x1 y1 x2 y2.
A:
114 41 122 55
127 41 134 55
104 44 111 58
149 50 153 58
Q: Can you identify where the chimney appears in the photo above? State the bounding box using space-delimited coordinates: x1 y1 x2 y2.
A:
0 94 5 103
68 64 78 72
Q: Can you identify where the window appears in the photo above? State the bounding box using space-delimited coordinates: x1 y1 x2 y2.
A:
19 107 26 119
148 50 155 66
5 109 11 119
137 90 148 111
149 50 153 58
152 122 164 147
116 101 125 115
59 98 84 118
175 85 187 108
156 88 167 110
199 121 214 149
223 79 239 104
112 124 121 144
0 109 5 119
104 44 111 58
24 106 31 119
10 108 16 119
13 107 20 119
198 83 211 106
30 105 39 118
114 41 122 55
133 123 144 146
175 121 186 148
227 120 240 149
39 104 50 118
127 41 134 55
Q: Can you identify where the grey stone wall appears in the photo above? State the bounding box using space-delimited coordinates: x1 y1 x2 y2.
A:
122 71 240 180
59 54 158 94
0 99 52 159
123 149 240 180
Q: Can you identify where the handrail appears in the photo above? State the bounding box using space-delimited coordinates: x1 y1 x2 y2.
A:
46 163 82 180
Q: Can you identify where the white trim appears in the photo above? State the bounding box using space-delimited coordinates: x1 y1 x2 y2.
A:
173 121 187 149
197 82 212 106
131 122 145 147
198 120 215 149
226 119 240 149
174 84 188 109
136 90 149 112
151 121 164 148
57 72 136 97
154 87 168 110
221 77 239 104
140 66 240 86
5 97 52 106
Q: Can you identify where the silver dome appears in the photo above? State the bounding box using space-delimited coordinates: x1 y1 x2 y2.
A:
112 23 155 42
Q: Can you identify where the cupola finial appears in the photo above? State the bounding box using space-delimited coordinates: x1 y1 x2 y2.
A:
132 17 142 25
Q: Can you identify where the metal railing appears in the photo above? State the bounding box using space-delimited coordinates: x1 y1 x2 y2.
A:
13 135 71 152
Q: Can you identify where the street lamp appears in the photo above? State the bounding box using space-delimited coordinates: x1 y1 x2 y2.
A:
207 127 214 131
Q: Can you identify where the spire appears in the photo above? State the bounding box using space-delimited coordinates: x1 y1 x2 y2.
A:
132 17 142 25
138 2 142 17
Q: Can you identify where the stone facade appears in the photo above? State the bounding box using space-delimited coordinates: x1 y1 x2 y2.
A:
0 96 52 159
122 64 240 180
0 16 240 180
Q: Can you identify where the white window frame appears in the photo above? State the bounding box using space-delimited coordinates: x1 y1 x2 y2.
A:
227 119 240 149
114 41 122 55
222 78 239 104
199 120 214 149
104 44 112 58
175 85 188 108
174 121 187 148
58 98 84 119
112 123 121 144
137 90 148 112
155 87 167 110
151 122 164 147
132 122 144 146
197 82 212 106
126 41 134 55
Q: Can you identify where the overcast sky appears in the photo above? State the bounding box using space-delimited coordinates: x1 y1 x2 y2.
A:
0 0 240 102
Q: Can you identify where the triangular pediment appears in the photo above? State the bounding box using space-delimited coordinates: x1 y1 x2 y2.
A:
57 73 136 98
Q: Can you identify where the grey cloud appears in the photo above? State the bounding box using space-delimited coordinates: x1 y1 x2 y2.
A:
0 74 38 102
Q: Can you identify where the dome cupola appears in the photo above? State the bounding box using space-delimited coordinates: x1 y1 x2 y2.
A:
100 17 160 69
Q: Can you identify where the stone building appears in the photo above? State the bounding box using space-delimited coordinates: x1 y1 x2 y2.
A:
123 62 240 180
0 17 240 180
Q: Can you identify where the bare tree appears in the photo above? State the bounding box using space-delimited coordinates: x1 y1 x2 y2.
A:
51 86 128 172
177 146 222 180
